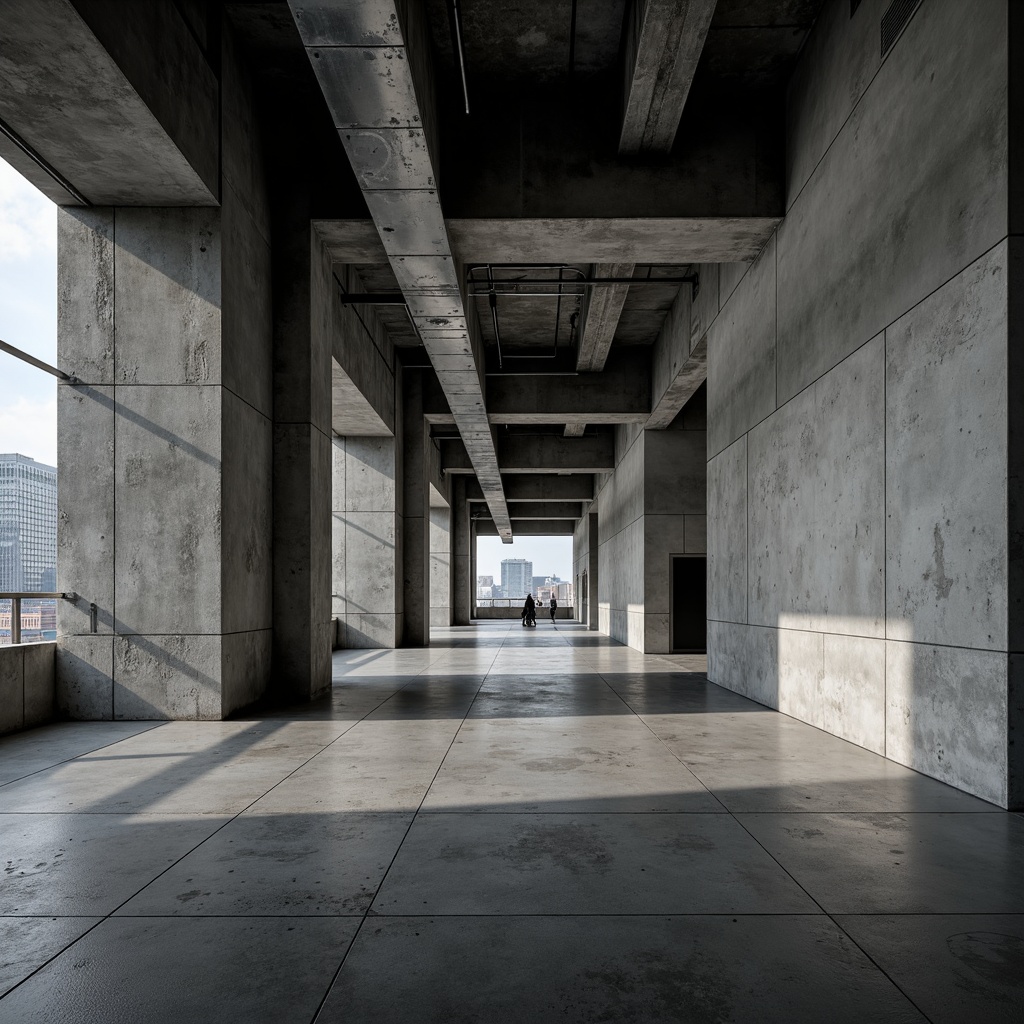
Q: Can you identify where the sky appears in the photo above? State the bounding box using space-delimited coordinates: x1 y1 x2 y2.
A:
0 155 57 467
476 535 573 583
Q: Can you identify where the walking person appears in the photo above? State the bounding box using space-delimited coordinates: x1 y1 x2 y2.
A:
521 593 536 627
549 595 558 623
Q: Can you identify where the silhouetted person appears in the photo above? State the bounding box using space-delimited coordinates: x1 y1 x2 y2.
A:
549 596 558 622
521 594 536 627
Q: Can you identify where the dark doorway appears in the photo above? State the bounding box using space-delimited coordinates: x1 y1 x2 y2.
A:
671 555 706 653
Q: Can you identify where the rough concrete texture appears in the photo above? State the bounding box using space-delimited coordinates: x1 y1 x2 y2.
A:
776 0 1008 404
706 0 1018 805
429 506 451 628
886 245 1008 651
0 0 217 205
56 35 276 719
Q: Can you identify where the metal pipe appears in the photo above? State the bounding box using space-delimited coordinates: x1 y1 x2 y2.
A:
451 0 470 115
486 265 503 370
469 277 694 287
0 115 91 206
0 339 78 383
11 597 19 645
336 293 407 305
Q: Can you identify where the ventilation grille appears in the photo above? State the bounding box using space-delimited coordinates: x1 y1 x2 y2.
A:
881 0 922 55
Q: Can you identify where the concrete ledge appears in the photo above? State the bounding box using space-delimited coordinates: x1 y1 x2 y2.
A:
0 642 57 736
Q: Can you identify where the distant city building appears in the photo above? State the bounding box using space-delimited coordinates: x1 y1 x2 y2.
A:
0 454 56 593
501 558 533 598
477 575 493 588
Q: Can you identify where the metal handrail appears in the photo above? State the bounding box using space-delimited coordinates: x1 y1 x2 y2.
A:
0 592 75 645
0 338 79 383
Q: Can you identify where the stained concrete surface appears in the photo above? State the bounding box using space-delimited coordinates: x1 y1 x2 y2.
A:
0 623 1019 1022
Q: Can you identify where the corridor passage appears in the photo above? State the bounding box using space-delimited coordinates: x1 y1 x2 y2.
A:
1 624 1023 1022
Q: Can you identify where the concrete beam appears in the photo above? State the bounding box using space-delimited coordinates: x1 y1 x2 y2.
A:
477 520 576 537
470 501 584 521
290 0 512 541
465 476 594 503
0 0 218 205
620 0 718 155
441 434 615 475
318 217 780 265
577 263 636 372
564 424 587 438
648 271 707 429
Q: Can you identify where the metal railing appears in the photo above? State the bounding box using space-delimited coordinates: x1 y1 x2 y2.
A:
0 593 75 645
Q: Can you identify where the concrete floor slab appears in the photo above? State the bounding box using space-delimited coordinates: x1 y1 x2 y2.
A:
0 917 99 998
834 914 1024 1024
0 622 1019 1019
740 812 1024 913
118 810 412 916
372 812 816 915
0 813 228 915
0 917 357 1024
316 915 926 1024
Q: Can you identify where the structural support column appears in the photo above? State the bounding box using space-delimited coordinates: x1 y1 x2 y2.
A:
271 207 333 698
57 202 274 719
430 505 451 628
588 512 600 631
402 370 430 646
452 476 472 625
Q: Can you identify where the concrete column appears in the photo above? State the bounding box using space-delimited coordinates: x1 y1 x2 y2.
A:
57 202 273 720
587 512 599 631
470 520 478 621
452 476 472 625
430 505 452 628
401 370 429 646
332 436 402 647
270 206 332 700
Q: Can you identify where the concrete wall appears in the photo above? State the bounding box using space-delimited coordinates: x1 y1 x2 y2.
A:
55 20 275 720
0 643 56 736
706 0 1017 806
332 437 404 648
572 511 599 630
429 506 451 628
580 388 708 653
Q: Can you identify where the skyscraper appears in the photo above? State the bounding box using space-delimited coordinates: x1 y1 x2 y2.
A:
501 558 533 599
0 454 57 593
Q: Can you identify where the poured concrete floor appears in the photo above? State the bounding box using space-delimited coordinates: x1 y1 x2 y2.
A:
1 623 1023 1022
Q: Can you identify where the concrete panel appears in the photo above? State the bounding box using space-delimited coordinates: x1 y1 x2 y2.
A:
346 437 397 512
644 430 705 515
56 635 113 721
345 512 398 616
707 436 746 624
718 262 749 308
114 634 222 721
113 208 221 386
776 627 824 726
785 0 886 205
684 515 707 554
707 234 777 457
57 384 114 636
748 335 884 637
343 613 400 649
644 613 670 655
707 620 778 709
821 634 885 755
777 0 1008 402
886 641 1008 807
221 629 272 717
644 515 684 615
57 208 113 385
886 246 1007 650
22 643 55 729
222 185 273 418
0 647 25 736
114 385 222 636
221 393 272 636
331 513 347 618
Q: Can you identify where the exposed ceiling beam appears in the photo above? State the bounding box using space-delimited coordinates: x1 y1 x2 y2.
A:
564 424 586 437
316 217 779 265
289 0 512 541
441 433 615 475
476 520 575 537
469 501 584 521
576 262 635 372
619 0 718 156
465 475 594 503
